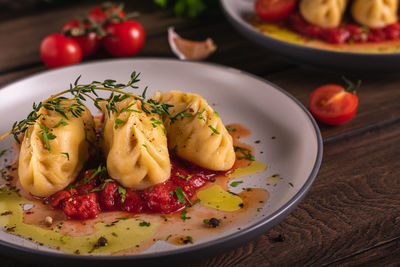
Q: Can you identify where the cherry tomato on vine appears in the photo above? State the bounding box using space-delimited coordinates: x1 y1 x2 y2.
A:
88 5 126 24
255 0 296 22
62 19 100 57
308 79 360 125
40 33 82 68
103 20 145 57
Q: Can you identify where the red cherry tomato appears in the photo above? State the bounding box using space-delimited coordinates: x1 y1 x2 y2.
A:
308 84 359 125
255 0 296 22
40 33 82 68
103 20 145 57
88 5 126 24
62 19 100 57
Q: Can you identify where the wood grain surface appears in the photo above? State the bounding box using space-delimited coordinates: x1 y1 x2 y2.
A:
1 0 400 266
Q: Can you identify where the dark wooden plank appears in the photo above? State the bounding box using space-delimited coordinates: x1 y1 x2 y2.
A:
194 120 400 266
328 238 400 266
0 1 208 73
265 67 400 140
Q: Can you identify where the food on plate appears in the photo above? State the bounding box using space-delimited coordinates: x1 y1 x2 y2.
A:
0 71 268 255
299 0 348 28
308 77 360 125
351 0 399 29
101 97 170 189
168 27 216 60
254 0 296 23
251 0 400 52
153 90 235 171
18 99 95 197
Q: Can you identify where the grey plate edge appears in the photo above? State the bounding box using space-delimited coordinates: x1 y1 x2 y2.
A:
0 58 323 264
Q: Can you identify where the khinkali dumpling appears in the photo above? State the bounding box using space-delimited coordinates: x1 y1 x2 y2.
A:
300 0 348 28
102 97 171 189
351 0 398 28
153 90 235 171
19 100 95 197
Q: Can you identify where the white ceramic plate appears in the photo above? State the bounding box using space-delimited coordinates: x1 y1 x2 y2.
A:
0 59 322 265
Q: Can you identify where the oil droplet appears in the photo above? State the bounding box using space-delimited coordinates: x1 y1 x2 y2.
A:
197 185 243 212
228 161 267 179
0 187 158 255
267 174 281 183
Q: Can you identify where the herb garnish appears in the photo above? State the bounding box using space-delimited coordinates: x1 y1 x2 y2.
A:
139 221 151 227
234 146 255 161
0 71 173 148
118 186 126 203
54 119 68 128
176 173 193 180
180 206 191 221
114 118 126 129
38 123 57 152
170 108 194 124
174 187 186 204
230 181 243 187
226 126 237 132
197 109 206 121
0 149 7 158
208 125 220 135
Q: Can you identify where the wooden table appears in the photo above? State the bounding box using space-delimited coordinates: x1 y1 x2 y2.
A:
1 1 400 266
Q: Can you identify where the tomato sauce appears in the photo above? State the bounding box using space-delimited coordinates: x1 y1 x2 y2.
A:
48 155 225 220
286 12 400 44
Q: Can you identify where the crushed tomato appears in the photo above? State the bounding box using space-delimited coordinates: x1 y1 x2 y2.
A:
48 155 224 220
287 12 400 44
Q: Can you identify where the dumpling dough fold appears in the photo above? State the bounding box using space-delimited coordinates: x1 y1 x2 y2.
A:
102 97 171 189
153 90 235 171
351 0 399 28
18 100 95 197
300 0 348 28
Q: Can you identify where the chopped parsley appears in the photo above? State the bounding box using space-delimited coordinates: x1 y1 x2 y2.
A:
230 181 243 187
176 173 194 180
180 206 191 221
226 126 237 132
111 232 118 237
197 109 206 121
170 108 194 124
118 186 126 203
208 125 220 135
54 119 68 128
121 103 142 113
114 118 126 129
0 149 7 158
234 146 255 161
38 123 56 152
288 182 294 187
174 187 186 204
139 221 151 227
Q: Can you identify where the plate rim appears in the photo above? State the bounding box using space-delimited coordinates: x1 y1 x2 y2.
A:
219 0 400 57
0 58 323 262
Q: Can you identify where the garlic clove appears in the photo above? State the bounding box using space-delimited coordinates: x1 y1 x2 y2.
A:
168 27 217 60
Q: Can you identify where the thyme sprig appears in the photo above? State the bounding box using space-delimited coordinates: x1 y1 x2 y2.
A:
0 71 173 145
